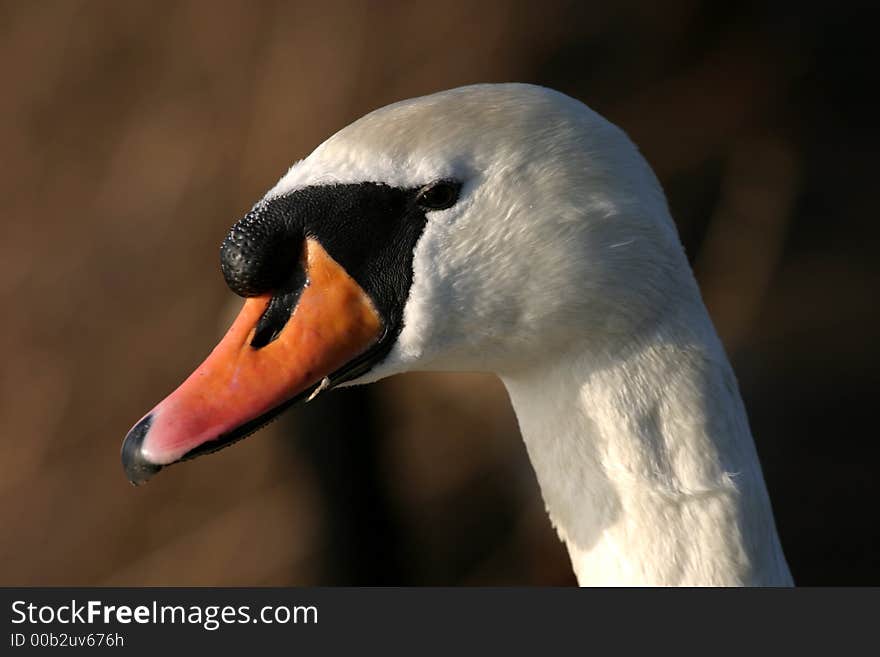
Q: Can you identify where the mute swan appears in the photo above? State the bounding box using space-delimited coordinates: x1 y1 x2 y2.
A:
122 84 793 586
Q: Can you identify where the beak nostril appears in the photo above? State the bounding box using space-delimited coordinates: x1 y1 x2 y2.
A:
250 262 308 349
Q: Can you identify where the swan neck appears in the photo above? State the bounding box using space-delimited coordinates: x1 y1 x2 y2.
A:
501 312 792 586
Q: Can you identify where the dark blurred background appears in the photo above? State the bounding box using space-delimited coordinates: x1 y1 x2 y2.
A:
1 0 877 585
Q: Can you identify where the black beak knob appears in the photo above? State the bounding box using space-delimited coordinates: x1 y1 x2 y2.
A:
220 201 302 298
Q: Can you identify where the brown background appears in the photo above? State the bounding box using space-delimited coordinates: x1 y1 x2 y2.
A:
1 0 877 585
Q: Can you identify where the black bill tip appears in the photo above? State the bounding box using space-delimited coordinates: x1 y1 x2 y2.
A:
121 414 163 486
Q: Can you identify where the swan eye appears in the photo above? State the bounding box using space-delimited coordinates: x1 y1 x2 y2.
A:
417 180 460 211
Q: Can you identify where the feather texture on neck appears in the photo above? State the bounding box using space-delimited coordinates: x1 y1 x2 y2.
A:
503 294 792 586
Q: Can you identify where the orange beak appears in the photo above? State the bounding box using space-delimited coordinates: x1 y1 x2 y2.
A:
121 238 383 484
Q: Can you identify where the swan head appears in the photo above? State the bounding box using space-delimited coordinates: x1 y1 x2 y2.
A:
121 83 686 484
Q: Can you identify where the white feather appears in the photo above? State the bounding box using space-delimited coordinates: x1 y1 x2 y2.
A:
265 83 793 586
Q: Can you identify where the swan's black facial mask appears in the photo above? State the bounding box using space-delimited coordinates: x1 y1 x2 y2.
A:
120 181 457 485
221 182 437 356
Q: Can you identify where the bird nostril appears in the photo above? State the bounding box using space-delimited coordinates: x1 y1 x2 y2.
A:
219 207 302 298
250 267 308 349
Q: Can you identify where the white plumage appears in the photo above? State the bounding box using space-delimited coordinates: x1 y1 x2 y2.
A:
267 84 793 584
